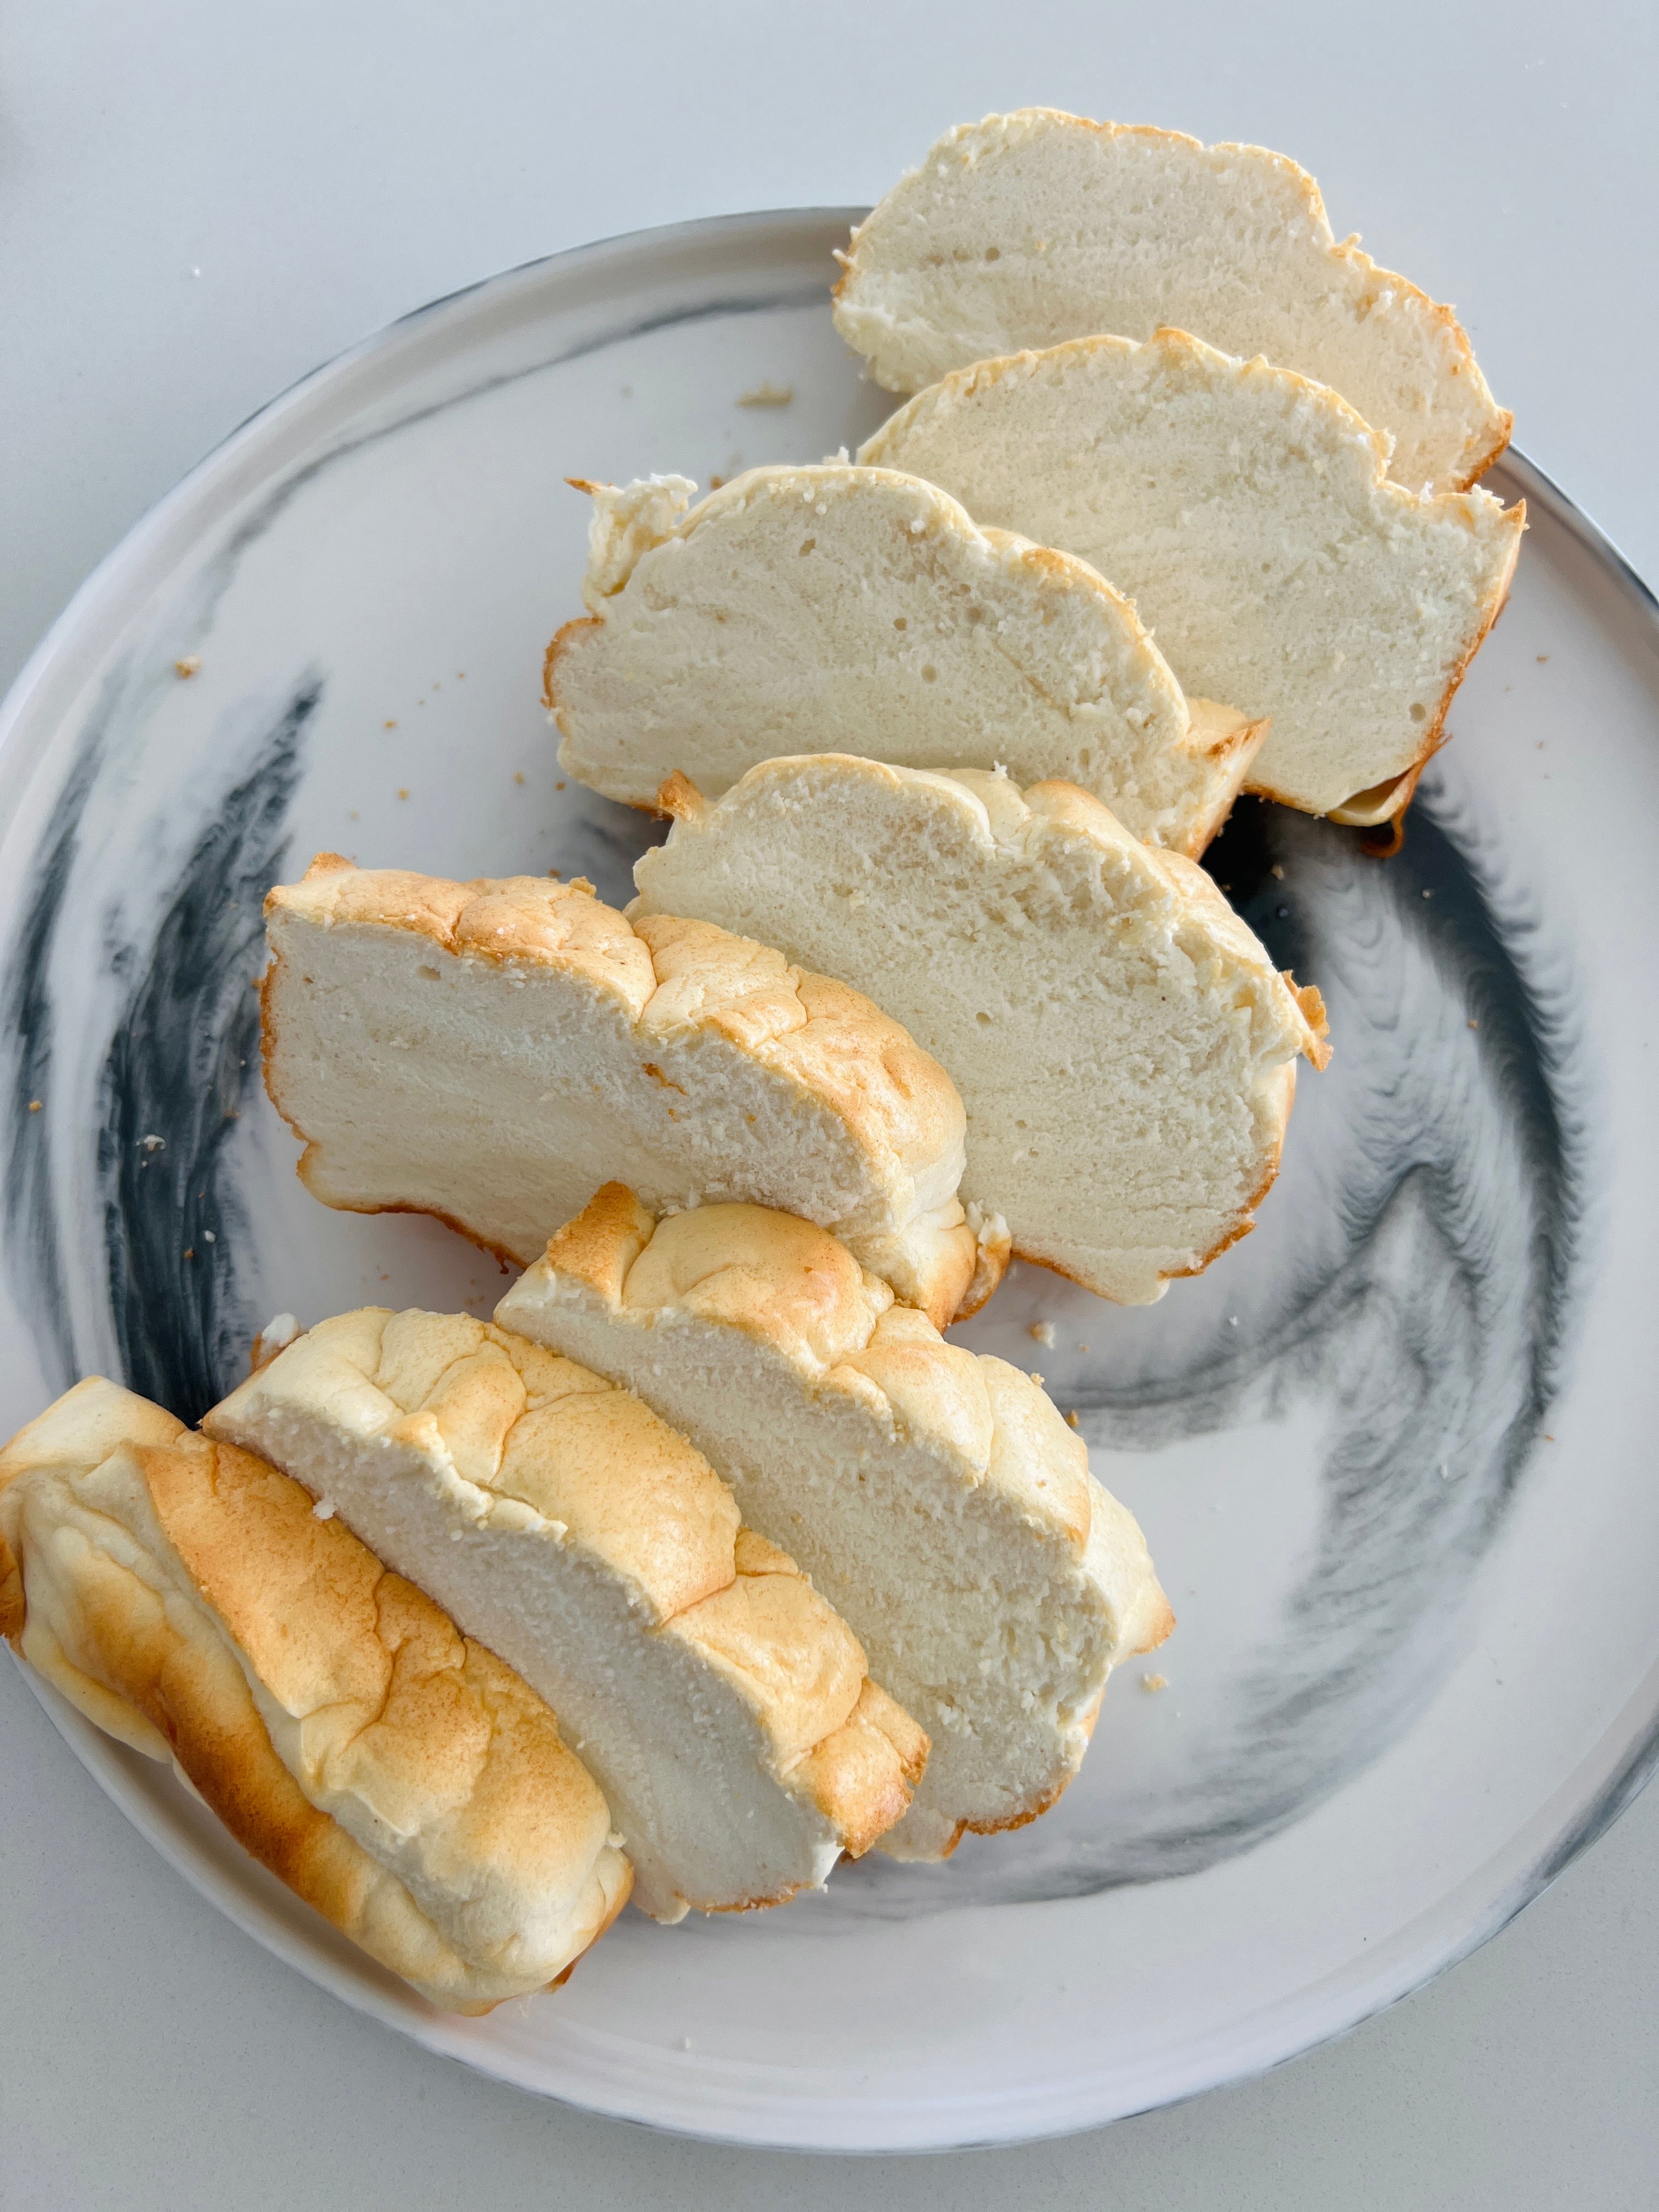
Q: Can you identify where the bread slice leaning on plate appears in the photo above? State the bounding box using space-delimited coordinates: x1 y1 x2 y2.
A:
833 107 1511 495
860 326 1525 826
549 466 1263 857
499 1186 1173 1861
262 853 1000 1327
205 1308 928 1921
633 756 1329 1305
0 1377 632 2011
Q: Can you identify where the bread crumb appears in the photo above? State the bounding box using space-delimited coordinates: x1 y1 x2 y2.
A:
555 781 566 792
1270 863 1285 879
397 788 410 800
708 476 726 490
27 1099 41 1112
383 718 397 729
174 656 201 679
182 1247 194 1260
1468 1018 1480 1029
203 1229 216 1244
139 1133 166 1153
1536 654 1549 663
1030 1373 1045 1389
1064 1410 1080 1430
736 382 794 408
312 1498 335 1521
514 771 526 785
1141 1673 1169 1694
1029 1319 1056 1348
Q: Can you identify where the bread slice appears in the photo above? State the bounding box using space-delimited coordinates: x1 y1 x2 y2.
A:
633 757 1329 1304
205 1308 928 1920
548 465 1263 857
834 108 1511 495
0 1377 631 2011
859 327 1525 824
498 1186 1173 1860
263 854 1000 1327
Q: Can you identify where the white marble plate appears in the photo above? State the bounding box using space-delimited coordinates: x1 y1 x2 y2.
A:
2 211 1656 2153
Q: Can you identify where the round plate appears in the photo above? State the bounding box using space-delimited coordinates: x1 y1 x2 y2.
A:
3 211 1657 2153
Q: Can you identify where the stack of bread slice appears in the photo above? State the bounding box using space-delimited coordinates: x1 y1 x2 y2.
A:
204 1307 929 1922
0 1376 632 2010
11 105 1526 2004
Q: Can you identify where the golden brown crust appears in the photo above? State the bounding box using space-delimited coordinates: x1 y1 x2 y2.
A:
1 1391 630 2010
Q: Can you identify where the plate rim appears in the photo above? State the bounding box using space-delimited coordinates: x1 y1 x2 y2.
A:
4 207 1659 2152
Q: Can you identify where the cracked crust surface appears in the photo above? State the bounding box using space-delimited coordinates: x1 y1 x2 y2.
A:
206 1308 925 1917
834 108 1510 494
501 1186 1171 1855
0 1377 631 2011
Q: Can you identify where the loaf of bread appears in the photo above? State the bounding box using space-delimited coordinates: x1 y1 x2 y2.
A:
549 466 1263 856
0 1377 631 2011
262 853 999 1327
499 1187 1173 1860
633 757 1329 1304
859 327 1525 825
205 1309 928 1920
834 109 1510 496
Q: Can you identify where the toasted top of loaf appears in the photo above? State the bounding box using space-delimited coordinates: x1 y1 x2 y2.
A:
0 1377 630 2010
860 328 1523 821
634 756 1327 1304
834 108 1510 495
207 1310 927 1916
263 854 981 1324
549 465 1262 856
500 1187 1172 1857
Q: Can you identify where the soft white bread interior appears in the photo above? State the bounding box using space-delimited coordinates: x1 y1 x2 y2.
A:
633 757 1329 1304
205 1310 927 1920
834 109 1511 496
499 1187 1173 1860
549 465 1263 857
0 1377 631 2011
859 328 1525 822
262 854 995 1327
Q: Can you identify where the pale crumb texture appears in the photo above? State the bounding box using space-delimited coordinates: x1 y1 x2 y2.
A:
548 464 1261 855
0 1377 630 2010
260 854 980 1326
205 1309 923 1919
499 1188 1171 1858
834 109 1510 495
861 328 1524 817
736 382 794 408
1141 1672 1170 1693
633 757 1328 1304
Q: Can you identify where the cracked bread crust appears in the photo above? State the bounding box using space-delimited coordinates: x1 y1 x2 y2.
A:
547 464 1263 856
262 854 980 1325
499 1187 1171 1857
833 108 1511 495
0 1378 631 2012
205 1308 927 1917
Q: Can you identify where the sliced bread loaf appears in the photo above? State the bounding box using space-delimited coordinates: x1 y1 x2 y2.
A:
549 465 1263 856
498 1187 1173 1860
633 756 1329 1304
205 1308 927 1920
859 327 1525 823
834 108 1511 495
263 854 997 1326
0 1378 631 2010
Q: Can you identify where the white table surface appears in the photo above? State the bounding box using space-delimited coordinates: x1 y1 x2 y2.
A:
3 3 1657 2202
